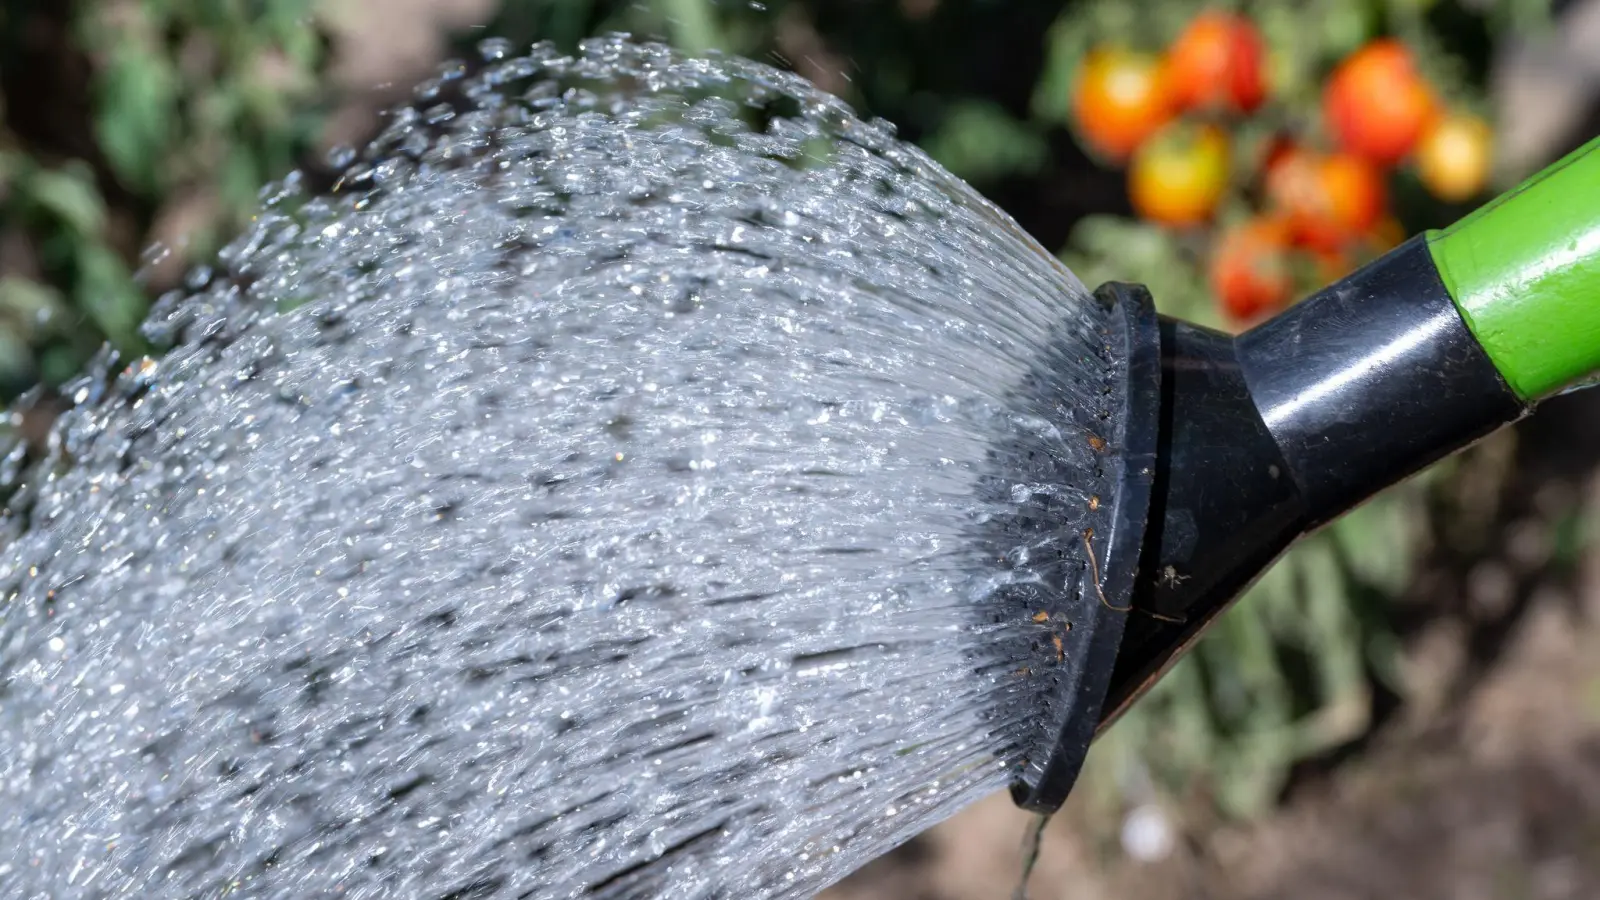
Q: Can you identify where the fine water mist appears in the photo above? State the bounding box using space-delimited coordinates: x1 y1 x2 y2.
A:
0 38 1121 899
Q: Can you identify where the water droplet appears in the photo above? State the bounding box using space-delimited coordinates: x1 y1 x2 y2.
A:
1121 805 1174 862
325 144 357 169
140 243 172 270
478 37 515 61
413 77 444 101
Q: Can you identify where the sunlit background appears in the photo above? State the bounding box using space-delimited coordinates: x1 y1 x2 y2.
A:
4 0 1600 897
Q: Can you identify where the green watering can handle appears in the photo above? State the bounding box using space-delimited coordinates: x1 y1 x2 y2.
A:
1428 134 1600 402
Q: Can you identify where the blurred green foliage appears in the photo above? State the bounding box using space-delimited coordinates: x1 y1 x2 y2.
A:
0 0 1562 836
0 0 327 395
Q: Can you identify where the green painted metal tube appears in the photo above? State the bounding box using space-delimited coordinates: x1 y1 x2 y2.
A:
1427 134 1600 401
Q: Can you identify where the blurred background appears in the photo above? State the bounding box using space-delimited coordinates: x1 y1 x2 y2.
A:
4 0 1600 897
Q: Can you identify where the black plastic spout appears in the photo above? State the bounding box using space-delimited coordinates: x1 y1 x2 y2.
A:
1097 236 1530 726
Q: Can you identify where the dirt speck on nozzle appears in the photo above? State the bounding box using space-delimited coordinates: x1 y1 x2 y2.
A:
0 37 1112 899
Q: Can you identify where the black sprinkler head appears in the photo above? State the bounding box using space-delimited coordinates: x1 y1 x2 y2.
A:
1011 235 1529 813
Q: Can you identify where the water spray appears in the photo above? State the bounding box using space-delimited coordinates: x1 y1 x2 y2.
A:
1 38 1597 900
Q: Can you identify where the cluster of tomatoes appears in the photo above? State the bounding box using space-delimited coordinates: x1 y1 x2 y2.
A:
1070 11 1494 321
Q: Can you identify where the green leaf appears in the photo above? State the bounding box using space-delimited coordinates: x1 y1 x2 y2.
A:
39 344 87 388
94 45 180 193
0 149 21 193
1298 542 1365 710
656 0 724 53
220 145 263 217
919 101 1047 183
0 277 69 338
0 328 36 384
1030 16 1086 126
1551 508 1589 569
1062 217 1219 325
73 243 147 351
1330 494 1416 594
26 167 106 236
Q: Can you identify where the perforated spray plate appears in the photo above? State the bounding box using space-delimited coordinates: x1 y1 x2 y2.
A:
986 281 1161 813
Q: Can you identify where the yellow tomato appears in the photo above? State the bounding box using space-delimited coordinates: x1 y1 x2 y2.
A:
1128 122 1232 227
1417 113 1494 202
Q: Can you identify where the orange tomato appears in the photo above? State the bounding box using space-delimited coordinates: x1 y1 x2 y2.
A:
1416 113 1493 202
1163 11 1267 114
1211 216 1295 321
1129 122 1232 227
1323 39 1437 166
1265 147 1387 252
1072 48 1176 161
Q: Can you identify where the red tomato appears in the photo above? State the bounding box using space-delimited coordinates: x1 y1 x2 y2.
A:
1265 147 1387 252
1072 48 1176 160
1129 122 1232 227
1164 11 1268 114
1323 39 1437 166
1211 216 1295 321
1416 112 1493 202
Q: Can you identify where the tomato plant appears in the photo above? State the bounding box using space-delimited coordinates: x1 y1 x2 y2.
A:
1129 122 1231 227
1072 48 1176 160
1417 112 1494 202
1323 39 1437 166
1210 216 1294 321
1043 0 1536 835
1163 10 1266 115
